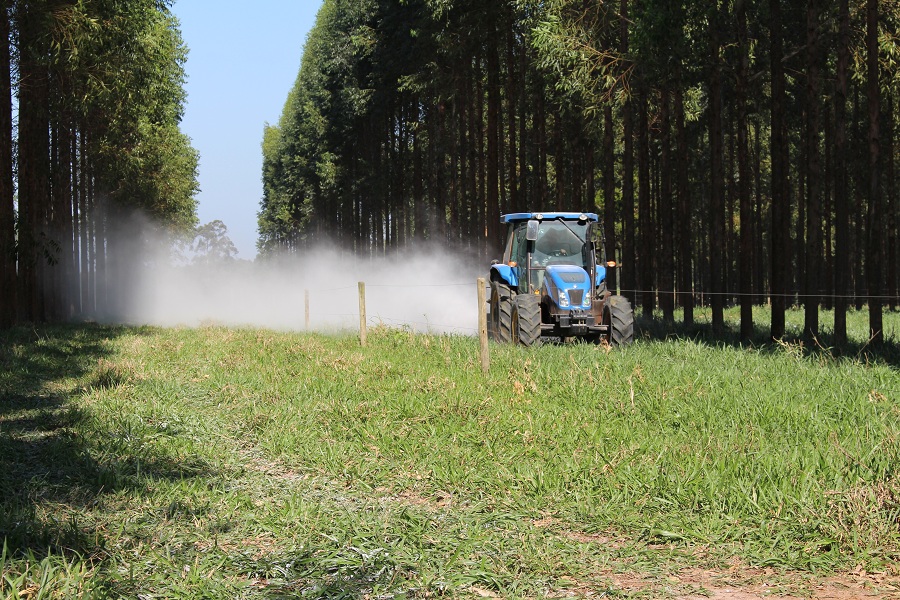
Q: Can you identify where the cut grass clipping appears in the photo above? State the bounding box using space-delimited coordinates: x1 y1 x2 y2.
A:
1 309 898 598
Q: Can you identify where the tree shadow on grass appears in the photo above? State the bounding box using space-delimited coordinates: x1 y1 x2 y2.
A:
0 324 215 560
634 311 900 370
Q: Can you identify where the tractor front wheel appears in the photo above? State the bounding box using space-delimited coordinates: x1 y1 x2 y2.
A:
490 282 513 343
512 294 542 347
603 295 634 346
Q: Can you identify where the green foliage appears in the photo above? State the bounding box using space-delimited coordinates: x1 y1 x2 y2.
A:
18 0 198 229
525 0 631 109
67 1 199 229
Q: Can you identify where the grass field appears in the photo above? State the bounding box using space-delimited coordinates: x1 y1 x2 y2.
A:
1 308 899 598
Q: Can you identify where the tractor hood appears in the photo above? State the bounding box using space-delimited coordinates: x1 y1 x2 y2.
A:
544 265 592 310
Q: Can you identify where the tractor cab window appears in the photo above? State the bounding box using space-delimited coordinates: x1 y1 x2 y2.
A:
533 221 588 269
510 224 529 291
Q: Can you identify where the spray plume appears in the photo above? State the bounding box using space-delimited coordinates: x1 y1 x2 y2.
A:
102 224 486 335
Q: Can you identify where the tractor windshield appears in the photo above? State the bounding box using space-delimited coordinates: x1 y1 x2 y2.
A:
509 218 590 292
532 220 588 268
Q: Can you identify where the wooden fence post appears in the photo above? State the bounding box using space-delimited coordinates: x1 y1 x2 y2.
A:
359 282 367 347
478 278 490 373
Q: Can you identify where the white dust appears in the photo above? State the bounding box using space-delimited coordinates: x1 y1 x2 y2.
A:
116 242 485 335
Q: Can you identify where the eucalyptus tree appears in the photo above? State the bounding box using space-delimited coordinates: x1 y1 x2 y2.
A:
0 0 198 325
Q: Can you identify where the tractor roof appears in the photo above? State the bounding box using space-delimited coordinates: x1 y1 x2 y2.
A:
501 212 599 223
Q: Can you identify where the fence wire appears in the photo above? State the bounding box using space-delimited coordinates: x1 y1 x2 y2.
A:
300 280 897 337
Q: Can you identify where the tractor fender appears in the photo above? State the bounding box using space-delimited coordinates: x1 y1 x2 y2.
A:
595 265 607 286
491 264 518 289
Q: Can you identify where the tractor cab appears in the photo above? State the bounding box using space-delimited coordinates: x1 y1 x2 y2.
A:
504 214 597 294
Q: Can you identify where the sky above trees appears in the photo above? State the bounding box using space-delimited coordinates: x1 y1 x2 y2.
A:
173 1 320 259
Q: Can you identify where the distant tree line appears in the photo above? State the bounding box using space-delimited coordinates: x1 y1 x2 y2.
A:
260 0 899 344
0 0 198 327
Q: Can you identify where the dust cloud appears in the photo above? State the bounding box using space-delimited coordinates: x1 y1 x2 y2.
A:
116 242 487 335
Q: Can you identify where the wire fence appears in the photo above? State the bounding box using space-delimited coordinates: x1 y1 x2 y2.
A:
296 278 898 339
621 289 900 301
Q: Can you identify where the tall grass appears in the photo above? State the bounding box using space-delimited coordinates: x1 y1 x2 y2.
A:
1 311 898 598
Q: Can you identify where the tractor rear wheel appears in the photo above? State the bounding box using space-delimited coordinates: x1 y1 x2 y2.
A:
490 282 513 343
512 294 542 346
604 295 634 346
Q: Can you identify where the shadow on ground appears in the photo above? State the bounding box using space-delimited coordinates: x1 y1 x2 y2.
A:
633 310 900 370
0 324 214 560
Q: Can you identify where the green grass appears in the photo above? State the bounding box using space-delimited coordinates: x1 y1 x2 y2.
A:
1 310 899 598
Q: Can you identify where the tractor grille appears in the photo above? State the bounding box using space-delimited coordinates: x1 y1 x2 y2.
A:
568 289 584 306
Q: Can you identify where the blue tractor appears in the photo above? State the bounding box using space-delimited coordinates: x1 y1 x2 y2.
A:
488 212 634 346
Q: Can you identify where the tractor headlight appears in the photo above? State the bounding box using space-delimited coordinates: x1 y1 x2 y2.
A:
558 290 570 308
582 292 592 308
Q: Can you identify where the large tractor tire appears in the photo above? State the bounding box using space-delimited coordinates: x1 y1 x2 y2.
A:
604 295 634 346
489 282 513 344
512 293 542 347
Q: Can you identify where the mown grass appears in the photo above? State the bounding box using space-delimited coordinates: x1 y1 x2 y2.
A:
1 310 898 598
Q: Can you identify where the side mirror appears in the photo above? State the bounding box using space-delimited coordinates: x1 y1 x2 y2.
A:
526 219 539 241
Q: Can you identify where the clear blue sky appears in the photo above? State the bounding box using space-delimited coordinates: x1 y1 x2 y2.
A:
172 1 322 259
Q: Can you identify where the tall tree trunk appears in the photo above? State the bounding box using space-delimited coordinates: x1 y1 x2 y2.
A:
619 0 635 302
737 0 753 341
866 0 883 344
675 84 693 326
0 0 14 327
518 48 529 209
467 75 478 246
506 19 519 213
638 91 654 317
621 99 635 301
603 104 617 293
659 88 674 323
833 0 851 346
803 0 822 339
769 0 791 340
432 100 448 242
554 113 565 207
853 86 866 310
709 18 726 336
887 89 897 310
753 119 766 304
536 83 547 206
823 108 833 311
